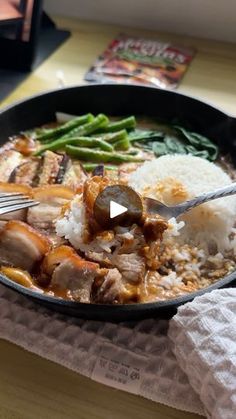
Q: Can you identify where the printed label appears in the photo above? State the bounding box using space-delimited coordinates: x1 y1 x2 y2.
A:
91 342 146 394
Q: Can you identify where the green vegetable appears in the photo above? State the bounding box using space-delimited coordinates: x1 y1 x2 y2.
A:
34 136 113 156
83 163 117 172
96 116 136 133
152 141 169 156
164 136 187 154
36 113 94 142
129 129 164 143
114 137 130 151
94 130 128 143
174 126 218 161
66 145 144 163
61 114 109 139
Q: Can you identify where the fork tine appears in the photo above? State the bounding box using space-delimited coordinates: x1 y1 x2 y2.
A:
0 192 23 198
0 198 34 208
0 195 28 203
0 201 39 215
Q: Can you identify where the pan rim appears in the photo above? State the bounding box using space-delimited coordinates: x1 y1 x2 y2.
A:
0 83 235 316
0 83 235 119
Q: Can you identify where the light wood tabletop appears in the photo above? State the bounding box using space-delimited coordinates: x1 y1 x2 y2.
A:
0 16 235 419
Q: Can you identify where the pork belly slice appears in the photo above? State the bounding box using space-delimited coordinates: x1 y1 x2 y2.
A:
0 220 50 271
42 246 99 302
0 150 23 182
27 185 75 230
0 182 33 221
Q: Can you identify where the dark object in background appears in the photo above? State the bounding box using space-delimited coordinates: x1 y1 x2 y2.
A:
0 1 70 101
0 0 43 71
0 84 235 321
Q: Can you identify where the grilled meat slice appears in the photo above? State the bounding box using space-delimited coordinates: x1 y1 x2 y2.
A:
92 268 124 303
111 252 145 284
42 246 99 302
0 150 23 182
27 185 74 230
62 160 87 190
0 182 33 221
0 220 50 271
92 268 140 304
9 159 40 186
38 151 64 186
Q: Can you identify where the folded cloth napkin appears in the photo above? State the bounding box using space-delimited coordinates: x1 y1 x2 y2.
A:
0 283 235 417
168 288 236 419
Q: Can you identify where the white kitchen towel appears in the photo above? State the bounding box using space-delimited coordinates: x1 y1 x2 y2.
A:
0 284 235 417
0 284 204 415
168 288 236 419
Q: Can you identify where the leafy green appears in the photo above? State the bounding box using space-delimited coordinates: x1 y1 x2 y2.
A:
128 129 164 142
152 141 168 156
174 126 218 161
130 124 219 161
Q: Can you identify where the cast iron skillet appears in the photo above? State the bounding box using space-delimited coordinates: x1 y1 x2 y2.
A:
0 84 236 321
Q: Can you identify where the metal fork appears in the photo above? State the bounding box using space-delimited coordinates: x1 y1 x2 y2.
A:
144 182 236 219
0 193 39 215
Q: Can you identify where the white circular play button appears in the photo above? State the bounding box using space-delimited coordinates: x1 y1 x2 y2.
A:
110 201 128 219
93 185 143 228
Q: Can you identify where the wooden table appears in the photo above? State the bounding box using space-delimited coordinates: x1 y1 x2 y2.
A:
0 17 236 419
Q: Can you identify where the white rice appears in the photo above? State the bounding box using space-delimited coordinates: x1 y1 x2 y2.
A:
129 155 236 253
56 194 86 249
158 272 183 289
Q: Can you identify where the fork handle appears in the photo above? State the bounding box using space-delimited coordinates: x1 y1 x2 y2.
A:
176 182 236 215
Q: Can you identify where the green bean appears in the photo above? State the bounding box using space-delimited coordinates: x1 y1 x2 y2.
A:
61 114 109 138
36 113 94 142
128 130 164 143
34 136 113 156
94 130 127 143
114 137 130 151
82 163 117 172
96 116 136 133
66 145 144 163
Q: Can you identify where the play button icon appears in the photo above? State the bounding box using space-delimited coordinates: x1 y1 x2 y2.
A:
94 185 143 228
110 201 128 219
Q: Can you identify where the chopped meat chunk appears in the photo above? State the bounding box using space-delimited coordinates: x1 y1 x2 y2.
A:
27 185 74 230
62 161 87 190
92 268 124 303
92 268 140 303
10 134 36 156
0 220 50 271
111 252 145 284
42 245 99 302
0 150 23 182
143 215 168 241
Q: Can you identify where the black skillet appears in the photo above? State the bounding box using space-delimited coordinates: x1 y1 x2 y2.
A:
0 84 236 321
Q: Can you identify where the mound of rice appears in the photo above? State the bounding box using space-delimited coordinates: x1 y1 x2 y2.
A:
129 155 236 253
